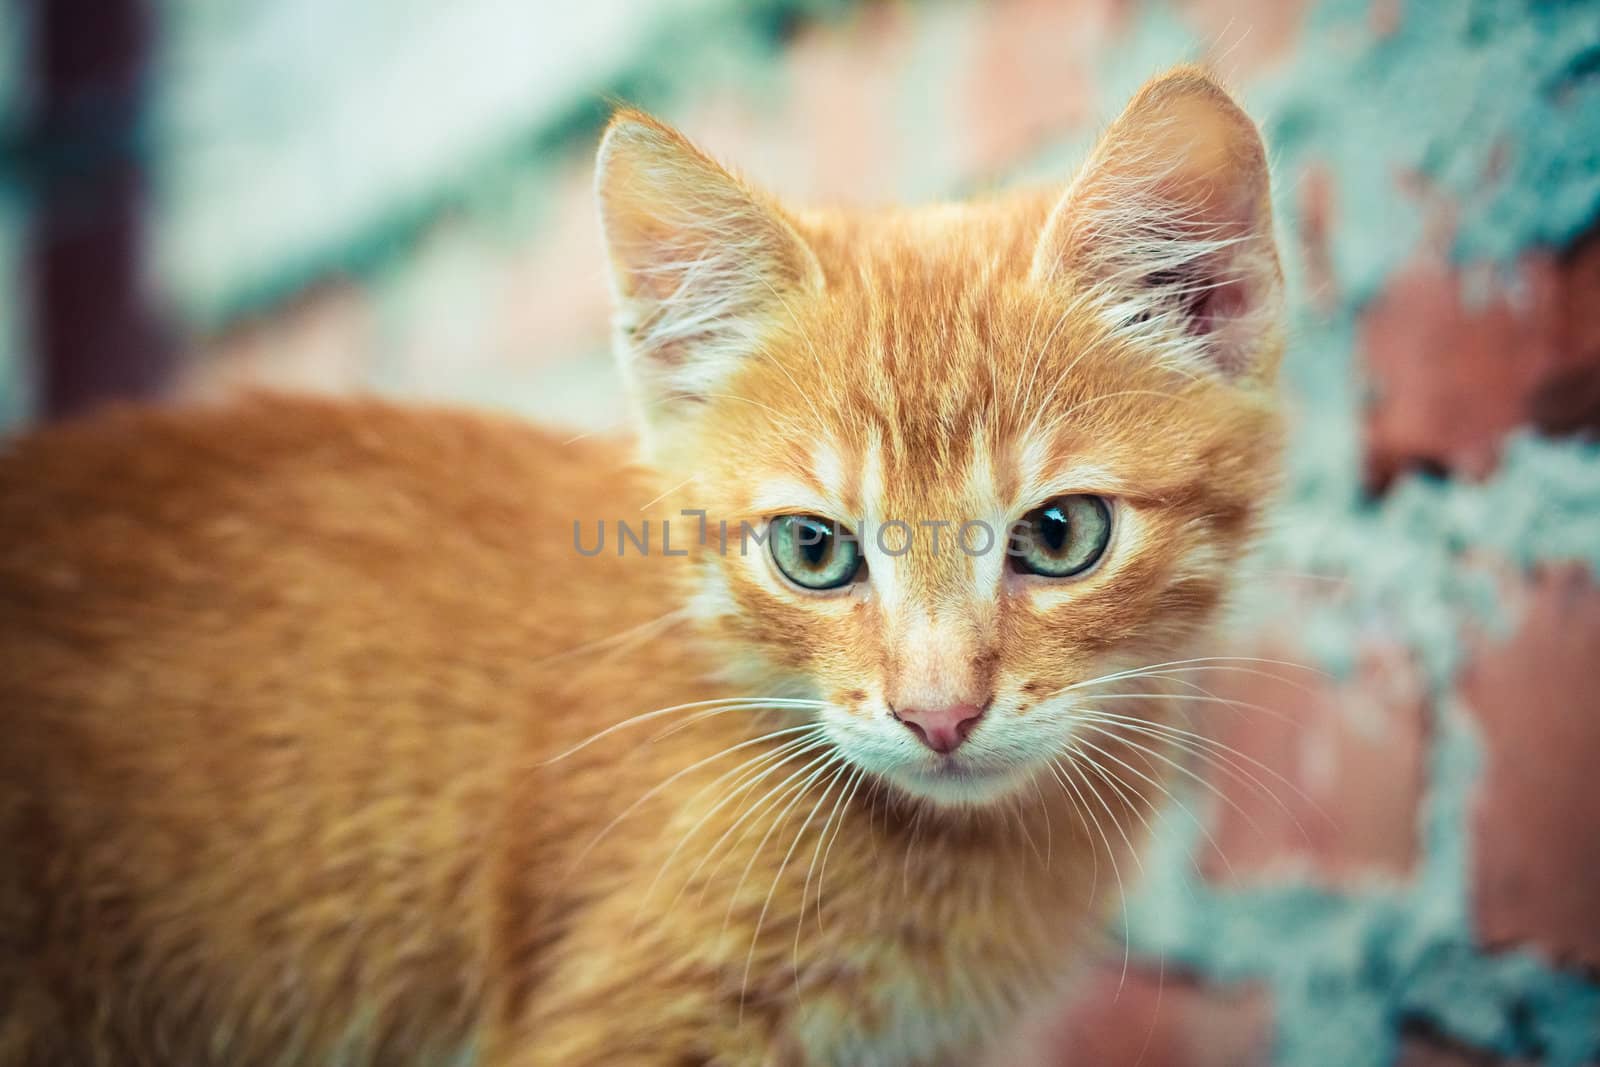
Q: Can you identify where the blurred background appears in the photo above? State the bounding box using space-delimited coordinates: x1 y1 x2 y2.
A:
2 0 1598 1064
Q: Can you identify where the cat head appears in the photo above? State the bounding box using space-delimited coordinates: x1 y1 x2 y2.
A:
596 67 1284 807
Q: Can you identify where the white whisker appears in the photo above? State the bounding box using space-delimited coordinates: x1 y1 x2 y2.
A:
575 723 824 877
813 767 868 935
1071 717 1269 839
693 748 839 911
1060 742 1145 878
1079 709 1325 824
541 696 825 764
1067 730 1220 884
741 758 851 1014
1048 754 1129 989
524 608 690 672
667 737 838 913
635 731 833 919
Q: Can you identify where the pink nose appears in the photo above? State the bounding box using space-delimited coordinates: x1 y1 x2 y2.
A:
890 702 986 755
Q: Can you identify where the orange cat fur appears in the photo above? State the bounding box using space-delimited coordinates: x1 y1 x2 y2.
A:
0 68 1283 1066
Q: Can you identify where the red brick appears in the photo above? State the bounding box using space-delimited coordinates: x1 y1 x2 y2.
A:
962 0 1120 175
1462 562 1600 970
1370 0 1402 38
1195 639 1428 885
670 92 785 188
1176 0 1308 80
1395 1033 1538 1066
1531 230 1600 438
489 163 612 369
180 162 618 403
1360 234 1600 489
783 5 915 204
990 966 1271 1067
180 282 377 401
1295 161 1340 314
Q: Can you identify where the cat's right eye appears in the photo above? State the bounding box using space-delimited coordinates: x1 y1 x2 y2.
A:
768 514 863 591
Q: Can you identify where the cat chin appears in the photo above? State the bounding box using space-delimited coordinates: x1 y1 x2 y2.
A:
880 759 1036 809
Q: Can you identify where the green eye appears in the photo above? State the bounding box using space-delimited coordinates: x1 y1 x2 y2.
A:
1011 495 1112 578
769 514 863 591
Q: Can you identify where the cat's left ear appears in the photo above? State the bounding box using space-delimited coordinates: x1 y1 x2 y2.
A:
595 111 823 447
1031 67 1283 382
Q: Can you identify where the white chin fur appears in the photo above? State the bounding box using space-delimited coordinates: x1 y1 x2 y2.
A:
882 760 1036 808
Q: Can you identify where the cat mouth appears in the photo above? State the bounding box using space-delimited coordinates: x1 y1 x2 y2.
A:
889 755 1031 806
919 756 988 779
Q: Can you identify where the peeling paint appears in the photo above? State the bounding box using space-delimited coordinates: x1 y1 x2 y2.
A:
1056 1 1600 1062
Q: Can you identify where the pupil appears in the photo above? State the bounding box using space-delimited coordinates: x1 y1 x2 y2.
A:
800 522 831 568
1039 508 1068 554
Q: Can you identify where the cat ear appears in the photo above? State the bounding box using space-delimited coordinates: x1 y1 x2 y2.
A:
595 111 823 441
1030 67 1282 381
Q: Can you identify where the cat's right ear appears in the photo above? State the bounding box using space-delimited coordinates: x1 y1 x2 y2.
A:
595 112 823 449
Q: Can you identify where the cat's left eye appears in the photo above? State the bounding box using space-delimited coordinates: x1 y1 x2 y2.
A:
1010 495 1113 578
769 514 863 591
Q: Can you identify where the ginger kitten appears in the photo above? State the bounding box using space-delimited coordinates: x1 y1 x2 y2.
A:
0 67 1283 1066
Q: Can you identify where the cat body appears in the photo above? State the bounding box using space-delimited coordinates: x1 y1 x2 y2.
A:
0 68 1283 1065
0 399 1094 1066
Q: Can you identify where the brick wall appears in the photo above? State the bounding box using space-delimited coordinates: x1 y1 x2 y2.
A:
8 1 1600 1063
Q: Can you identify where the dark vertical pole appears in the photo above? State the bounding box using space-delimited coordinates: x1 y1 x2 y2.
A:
29 0 170 420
